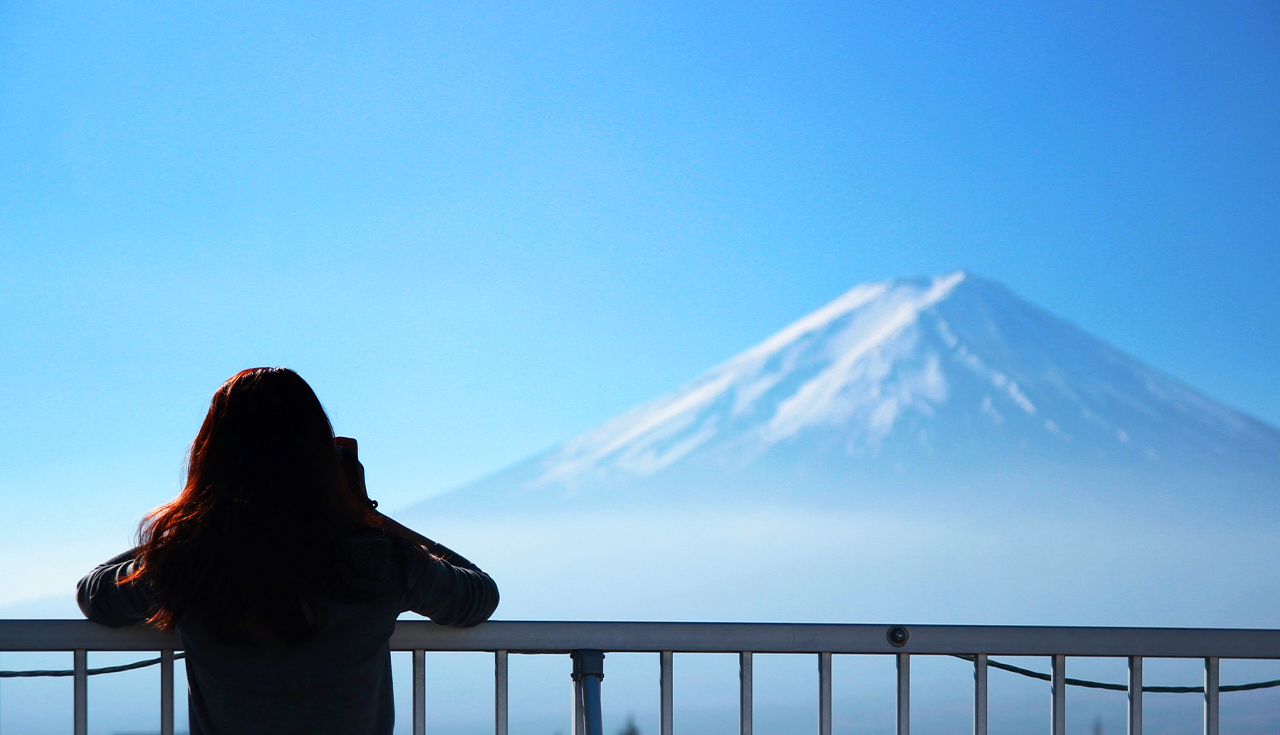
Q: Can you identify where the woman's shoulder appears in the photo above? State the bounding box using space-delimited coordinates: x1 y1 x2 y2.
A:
331 528 406 597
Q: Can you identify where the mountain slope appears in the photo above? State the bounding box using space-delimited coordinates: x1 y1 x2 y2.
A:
418 271 1280 512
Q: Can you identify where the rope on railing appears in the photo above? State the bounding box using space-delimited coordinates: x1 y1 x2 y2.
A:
949 654 1280 693
2 652 1278 693
0 653 187 678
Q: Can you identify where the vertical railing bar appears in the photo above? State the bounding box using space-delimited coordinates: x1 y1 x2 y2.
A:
572 656 584 735
1128 656 1142 735
1204 657 1219 735
1051 654 1066 735
413 649 426 735
570 651 605 735
819 652 832 735
584 674 603 735
73 650 87 735
739 652 753 735
660 651 673 735
896 652 910 735
495 650 508 735
160 649 175 735
973 654 988 735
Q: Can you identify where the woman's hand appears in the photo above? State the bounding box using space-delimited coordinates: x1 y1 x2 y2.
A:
335 436 377 510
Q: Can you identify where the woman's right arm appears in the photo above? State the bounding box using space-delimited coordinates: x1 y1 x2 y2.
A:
337 443 498 625
391 528 499 627
376 513 483 571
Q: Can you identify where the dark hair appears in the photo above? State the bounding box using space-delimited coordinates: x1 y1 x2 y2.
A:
127 368 377 642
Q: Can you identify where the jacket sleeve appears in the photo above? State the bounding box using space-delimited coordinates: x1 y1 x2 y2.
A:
397 539 499 627
76 549 156 628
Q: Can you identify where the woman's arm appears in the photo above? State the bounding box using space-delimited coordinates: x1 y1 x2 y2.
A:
379 511 498 624
397 539 500 627
336 436 483 571
337 436 498 624
375 512 483 572
76 549 156 627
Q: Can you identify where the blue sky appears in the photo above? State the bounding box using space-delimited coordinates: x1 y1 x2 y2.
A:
1 0 1278 602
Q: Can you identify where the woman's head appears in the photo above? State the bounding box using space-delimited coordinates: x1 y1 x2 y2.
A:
190 367 342 512
131 368 376 640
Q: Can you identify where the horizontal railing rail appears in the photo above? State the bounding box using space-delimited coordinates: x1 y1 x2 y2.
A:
3 619 1279 735
8 619 1280 656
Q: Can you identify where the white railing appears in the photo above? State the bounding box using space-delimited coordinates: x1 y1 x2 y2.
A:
3 620 1280 735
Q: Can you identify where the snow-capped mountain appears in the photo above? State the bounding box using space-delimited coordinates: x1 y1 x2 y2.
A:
404 271 1280 631
418 271 1280 512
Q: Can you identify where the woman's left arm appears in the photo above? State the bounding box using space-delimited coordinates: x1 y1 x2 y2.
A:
76 549 156 627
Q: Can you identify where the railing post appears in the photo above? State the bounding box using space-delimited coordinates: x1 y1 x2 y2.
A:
896 652 910 735
660 651 673 735
495 650 508 735
739 652 753 735
1128 656 1142 735
73 650 87 735
1051 654 1066 735
974 654 988 735
413 650 426 735
819 652 832 735
571 650 605 735
160 648 175 735
1204 657 1219 735
573 660 582 734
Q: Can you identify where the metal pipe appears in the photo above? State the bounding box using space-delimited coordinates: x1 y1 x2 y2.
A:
9 620 1280 658
495 650 508 735
660 651 673 735
580 676 602 735
973 653 987 735
1204 657 1219 735
819 652 832 735
74 650 87 735
1128 656 1142 735
386 621 1280 657
161 648 174 735
739 652 752 735
572 661 584 735
896 652 910 735
571 650 604 735
1051 654 1066 735
413 650 426 735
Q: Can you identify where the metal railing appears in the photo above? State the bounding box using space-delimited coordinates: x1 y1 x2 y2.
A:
3 619 1279 735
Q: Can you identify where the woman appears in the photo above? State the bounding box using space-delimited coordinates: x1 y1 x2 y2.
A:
77 367 498 735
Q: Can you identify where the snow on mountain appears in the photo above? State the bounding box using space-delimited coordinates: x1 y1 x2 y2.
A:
420 270 1280 511
405 271 1280 630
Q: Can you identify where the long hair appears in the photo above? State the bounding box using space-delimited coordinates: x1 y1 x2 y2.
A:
128 367 378 642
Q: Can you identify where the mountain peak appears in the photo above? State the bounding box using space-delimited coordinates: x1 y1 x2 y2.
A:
735 270 967 367
425 272 1280 510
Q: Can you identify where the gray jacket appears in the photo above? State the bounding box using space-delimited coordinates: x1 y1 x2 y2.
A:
77 532 498 735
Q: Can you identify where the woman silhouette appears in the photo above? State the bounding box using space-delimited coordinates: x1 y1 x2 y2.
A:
77 367 498 735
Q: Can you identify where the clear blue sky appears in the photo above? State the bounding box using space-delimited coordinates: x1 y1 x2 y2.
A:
1 0 1277 601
